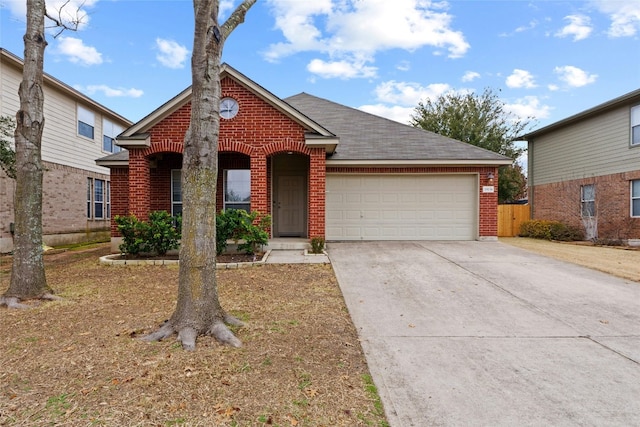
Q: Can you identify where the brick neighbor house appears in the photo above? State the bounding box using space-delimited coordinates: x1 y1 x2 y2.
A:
97 64 511 251
0 48 132 253
522 88 640 243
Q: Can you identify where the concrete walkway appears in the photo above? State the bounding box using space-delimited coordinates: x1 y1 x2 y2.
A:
328 241 640 427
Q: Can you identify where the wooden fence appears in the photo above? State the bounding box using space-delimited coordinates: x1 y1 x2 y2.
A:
498 204 530 237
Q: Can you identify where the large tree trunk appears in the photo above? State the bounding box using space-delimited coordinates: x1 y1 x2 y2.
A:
143 0 255 350
1 0 53 309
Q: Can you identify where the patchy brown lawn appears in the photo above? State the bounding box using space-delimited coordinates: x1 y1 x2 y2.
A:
500 237 640 283
0 245 387 426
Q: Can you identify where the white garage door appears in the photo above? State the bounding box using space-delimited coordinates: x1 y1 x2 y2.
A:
326 174 477 241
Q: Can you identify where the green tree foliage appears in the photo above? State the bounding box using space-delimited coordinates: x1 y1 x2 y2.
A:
497 163 527 203
0 115 16 179
410 88 532 202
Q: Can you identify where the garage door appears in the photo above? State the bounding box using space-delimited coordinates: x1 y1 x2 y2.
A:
326 174 477 240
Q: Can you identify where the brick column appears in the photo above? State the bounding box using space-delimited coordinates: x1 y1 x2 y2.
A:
308 148 326 238
479 167 498 238
250 155 268 215
128 150 151 221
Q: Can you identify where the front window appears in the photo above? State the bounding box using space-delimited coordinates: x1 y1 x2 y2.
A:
632 180 640 217
171 170 182 216
632 105 640 146
103 118 123 153
581 184 595 217
78 105 95 139
224 169 250 212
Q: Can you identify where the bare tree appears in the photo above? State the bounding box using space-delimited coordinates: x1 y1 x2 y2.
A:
1 0 83 309
142 0 256 350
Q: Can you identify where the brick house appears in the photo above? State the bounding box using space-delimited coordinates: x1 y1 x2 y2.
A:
97 64 511 251
522 88 640 242
0 48 132 253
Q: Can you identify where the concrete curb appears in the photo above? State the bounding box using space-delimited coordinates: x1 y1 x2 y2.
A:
99 250 271 269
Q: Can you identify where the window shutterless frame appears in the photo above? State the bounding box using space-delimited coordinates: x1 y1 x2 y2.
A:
631 105 640 147
631 180 640 217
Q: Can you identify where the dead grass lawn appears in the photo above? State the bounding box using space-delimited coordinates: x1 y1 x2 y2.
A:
0 244 387 426
500 237 640 282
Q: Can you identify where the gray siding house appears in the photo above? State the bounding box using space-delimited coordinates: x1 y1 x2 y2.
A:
523 89 640 242
0 48 132 252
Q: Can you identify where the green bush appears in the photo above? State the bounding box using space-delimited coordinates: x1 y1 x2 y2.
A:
216 209 271 255
519 220 584 241
146 211 181 255
114 214 150 256
115 211 181 256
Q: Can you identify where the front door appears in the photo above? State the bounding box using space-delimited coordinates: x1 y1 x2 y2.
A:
276 175 305 236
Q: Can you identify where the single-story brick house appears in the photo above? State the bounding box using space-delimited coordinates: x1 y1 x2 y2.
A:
97 64 511 251
522 88 640 242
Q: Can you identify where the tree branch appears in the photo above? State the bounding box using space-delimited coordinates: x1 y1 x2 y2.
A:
221 0 257 40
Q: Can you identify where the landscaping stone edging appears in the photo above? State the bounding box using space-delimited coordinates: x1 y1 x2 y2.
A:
99 250 271 269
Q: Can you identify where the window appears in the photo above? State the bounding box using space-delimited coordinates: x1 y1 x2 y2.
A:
103 119 123 153
94 179 105 219
87 178 110 219
224 169 251 212
78 105 95 139
632 105 640 146
581 184 595 217
171 170 182 216
632 180 640 217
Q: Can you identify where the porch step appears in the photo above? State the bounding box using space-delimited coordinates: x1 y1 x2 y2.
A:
265 238 311 251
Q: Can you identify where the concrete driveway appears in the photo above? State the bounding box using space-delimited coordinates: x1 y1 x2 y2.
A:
328 241 640 426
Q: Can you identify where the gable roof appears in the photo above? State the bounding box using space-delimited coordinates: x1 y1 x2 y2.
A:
98 65 512 167
285 93 511 166
117 63 338 152
522 88 640 140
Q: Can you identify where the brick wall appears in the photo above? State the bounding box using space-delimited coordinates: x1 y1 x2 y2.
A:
532 171 640 239
1 161 111 252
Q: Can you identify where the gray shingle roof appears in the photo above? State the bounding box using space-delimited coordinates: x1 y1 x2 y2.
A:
284 93 511 163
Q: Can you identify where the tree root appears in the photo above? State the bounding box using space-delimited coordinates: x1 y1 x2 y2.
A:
0 297 30 309
0 293 63 309
140 318 242 350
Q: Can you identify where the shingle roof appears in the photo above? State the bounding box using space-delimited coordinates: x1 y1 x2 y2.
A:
97 90 513 166
284 92 511 163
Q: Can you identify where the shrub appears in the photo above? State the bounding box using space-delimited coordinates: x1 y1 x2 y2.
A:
310 236 325 254
216 209 271 255
146 211 181 255
115 211 181 256
519 220 584 241
114 214 150 256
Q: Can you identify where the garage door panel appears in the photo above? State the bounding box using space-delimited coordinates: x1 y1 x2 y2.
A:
326 174 477 241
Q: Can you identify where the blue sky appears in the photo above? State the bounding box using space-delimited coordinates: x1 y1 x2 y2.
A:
1 0 639 134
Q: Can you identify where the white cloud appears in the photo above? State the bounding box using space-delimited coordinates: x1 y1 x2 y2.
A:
504 96 551 121
593 0 640 37
358 104 415 125
307 58 377 79
56 36 102 65
265 0 469 79
155 38 189 69
506 69 536 89
461 71 480 82
555 14 592 41
373 80 452 106
548 84 560 91
79 84 143 98
554 65 598 87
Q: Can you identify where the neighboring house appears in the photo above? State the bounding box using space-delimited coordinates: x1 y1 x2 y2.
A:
0 48 132 253
97 64 511 251
522 88 640 242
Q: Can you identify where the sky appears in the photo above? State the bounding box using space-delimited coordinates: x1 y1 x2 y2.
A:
1 0 639 136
